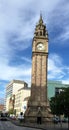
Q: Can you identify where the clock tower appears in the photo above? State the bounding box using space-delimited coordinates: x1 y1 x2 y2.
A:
25 15 49 123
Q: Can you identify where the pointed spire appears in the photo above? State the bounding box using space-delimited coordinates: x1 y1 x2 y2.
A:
34 14 48 38
39 13 43 25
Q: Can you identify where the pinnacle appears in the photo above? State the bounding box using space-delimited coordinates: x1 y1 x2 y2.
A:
39 13 43 25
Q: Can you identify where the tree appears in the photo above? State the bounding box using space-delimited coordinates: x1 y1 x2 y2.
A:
50 87 69 129
62 88 69 117
8 108 14 115
50 95 64 116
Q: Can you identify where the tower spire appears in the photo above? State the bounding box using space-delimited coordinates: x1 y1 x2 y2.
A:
39 13 43 24
34 14 48 38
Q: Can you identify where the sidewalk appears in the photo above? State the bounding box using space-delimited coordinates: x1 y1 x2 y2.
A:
9 118 68 130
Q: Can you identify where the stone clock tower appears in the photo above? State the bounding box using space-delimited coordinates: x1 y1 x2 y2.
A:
25 15 49 123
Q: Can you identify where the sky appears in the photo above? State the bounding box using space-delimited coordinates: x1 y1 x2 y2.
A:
0 0 69 98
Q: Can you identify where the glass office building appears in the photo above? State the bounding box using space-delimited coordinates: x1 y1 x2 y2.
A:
47 80 69 99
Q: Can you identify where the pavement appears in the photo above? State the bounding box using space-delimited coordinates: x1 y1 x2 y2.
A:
9 118 68 130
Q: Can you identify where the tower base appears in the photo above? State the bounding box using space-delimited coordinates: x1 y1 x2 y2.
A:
24 100 51 124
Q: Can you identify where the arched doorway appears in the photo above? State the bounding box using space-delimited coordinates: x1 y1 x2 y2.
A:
37 116 42 124
37 107 42 124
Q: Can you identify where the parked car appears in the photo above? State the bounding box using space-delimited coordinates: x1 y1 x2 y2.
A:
52 116 59 124
10 114 16 120
62 118 68 123
0 113 7 121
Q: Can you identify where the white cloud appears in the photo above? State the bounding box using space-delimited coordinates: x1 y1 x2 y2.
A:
0 0 61 52
21 57 31 63
0 61 31 81
59 26 69 41
48 53 67 80
0 0 34 56
0 0 69 98
0 0 55 81
62 79 69 85
0 0 68 57
48 1 69 43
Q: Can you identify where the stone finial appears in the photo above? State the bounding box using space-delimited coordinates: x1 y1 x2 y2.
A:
39 13 43 25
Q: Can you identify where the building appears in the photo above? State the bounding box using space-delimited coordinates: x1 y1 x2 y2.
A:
14 86 30 115
5 80 28 112
0 104 4 112
8 95 15 113
21 97 30 115
5 79 69 115
48 80 69 99
0 98 4 112
55 87 65 95
25 15 49 123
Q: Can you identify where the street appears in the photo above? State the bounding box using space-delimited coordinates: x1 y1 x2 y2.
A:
0 120 41 130
0 119 68 130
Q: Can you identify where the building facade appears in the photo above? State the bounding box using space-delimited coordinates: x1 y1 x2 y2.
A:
5 79 69 115
48 80 69 99
14 87 30 115
0 104 4 112
5 80 28 112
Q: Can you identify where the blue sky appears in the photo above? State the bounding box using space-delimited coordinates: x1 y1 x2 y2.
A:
0 0 69 98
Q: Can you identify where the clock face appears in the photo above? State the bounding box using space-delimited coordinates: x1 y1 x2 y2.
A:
37 43 44 50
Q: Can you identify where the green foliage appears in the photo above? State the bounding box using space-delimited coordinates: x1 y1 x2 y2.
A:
0 111 2 114
50 95 63 115
50 87 69 117
8 108 14 114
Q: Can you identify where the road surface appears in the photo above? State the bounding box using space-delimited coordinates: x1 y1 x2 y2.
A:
0 120 41 130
